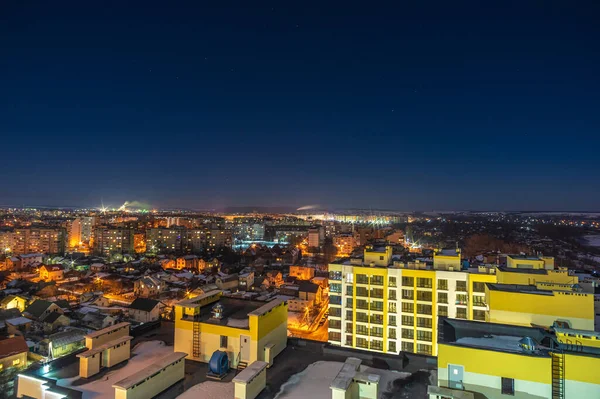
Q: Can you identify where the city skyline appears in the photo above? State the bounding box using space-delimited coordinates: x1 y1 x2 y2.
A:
2 1 600 210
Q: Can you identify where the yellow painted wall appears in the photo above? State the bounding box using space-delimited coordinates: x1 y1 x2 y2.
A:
86 324 130 349
105 341 131 367
234 366 267 399
487 289 594 329
506 256 545 269
496 268 577 285
79 355 100 378
114 357 185 399
438 344 552 384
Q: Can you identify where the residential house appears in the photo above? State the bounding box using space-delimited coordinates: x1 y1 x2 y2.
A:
23 299 63 321
0 336 28 372
42 312 70 333
90 263 109 272
264 271 284 288
0 295 28 312
42 328 86 359
239 272 255 291
198 258 220 273
159 258 176 269
128 298 163 323
176 255 199 270
5 256 21 271
19 253 44 269
298 281 323 305
289 265 315 281
5 317 32 335
81 311 116 330
134 275 165 298
215 273 239 291
39 264 65 281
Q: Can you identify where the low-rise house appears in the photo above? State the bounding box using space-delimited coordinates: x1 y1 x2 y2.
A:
23 299 63 321
264 271 284 288
6 317 33 335
176 255 199 270
39 264 65 281
90 263 109 272
42 312 70 333
81 311 117 330
5 256 22 271
19 253 44 269
239 272 255 291
0 294 28 312
215 273 239 291
298 281 323 305
78 322 132 378
42 328 86 359
0 336 28 371
134 275 165 298
159 258 176 269
128 298 162 323
289 265 315 281
198 258 220 273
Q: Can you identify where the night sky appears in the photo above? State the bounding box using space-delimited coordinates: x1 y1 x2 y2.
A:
1 1 599 211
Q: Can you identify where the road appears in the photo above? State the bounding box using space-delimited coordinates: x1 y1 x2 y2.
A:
291 320 328 341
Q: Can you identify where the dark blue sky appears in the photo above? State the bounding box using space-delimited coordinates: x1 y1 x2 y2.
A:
1 1 599 211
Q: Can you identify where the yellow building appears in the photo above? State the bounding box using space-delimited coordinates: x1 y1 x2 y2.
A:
77 322 133 378
289 265 316 281
496 265 576 286
485 283 595 330
429 318 600 399
0 295 28 312
328 247 577 357
0 336 28 372
506 254 554 270
39 264 64 281
174 290 288 369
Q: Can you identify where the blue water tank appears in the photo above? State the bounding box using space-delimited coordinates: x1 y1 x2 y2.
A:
208 350 229 375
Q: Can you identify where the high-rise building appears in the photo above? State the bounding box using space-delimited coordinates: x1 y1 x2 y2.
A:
146 228 185 252
328 247 589 357
93 228 134 256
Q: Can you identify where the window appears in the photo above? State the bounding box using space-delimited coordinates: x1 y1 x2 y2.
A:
330 283 342 293
370 288 384 298
13 359 20 366
357 299 369 310
370 314 384 325
417 317 432 328
473 310 486 321
401 341 414 353
456 294 468 305
346 298 353 308
370 339 383 351
371 326 384 337
438 279 448 290
356 274 369 284
473 282 486 293
346 322 353 333
417 304 432 315
329 332 341 342
346 273 354 284
417 343 432 355
402 302 414 313
456 308 467 319
356 287 368 297
417 291 432 301
402 289 414 300
356 325 368 335
438 305 448 317
330 307 341 317
417 330 432 342
388 328 397 339
356 312 369 323
402 328 414 339
402 276 414 287
473 296 486 306
389 302 397 313
371 275 384 285
389 289 397 300
356 337 369 349
329 271 342 281
389 315 397 326
438 292 448 304
330 295 341 305
371 301 384 311
388 341 397 353
345 335 353 346
329 320 341 329
346 310 353 319
456 281 467 292
402 315 414 326
416 277 432 288
389 276 397 287
346 286 353 296
501 377 515 395
380 256 384 261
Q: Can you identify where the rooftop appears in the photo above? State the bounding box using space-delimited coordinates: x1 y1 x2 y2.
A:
128 298 160 312
85 322 130 339
113 352 187 390
0 336 28 358
486 283 556 296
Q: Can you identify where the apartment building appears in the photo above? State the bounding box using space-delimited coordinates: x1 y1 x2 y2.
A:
146 228 185 252
93 228 134 256
12 228 66 255
327 246 581 357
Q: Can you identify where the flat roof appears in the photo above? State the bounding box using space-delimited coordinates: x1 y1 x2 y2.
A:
248 298 285 316
486 283 553 296
232 361 268 384
176 290 222 307
192 297 268 328
497 266 548 275
113 352 187 390
85 322 130 339
77 335 132 358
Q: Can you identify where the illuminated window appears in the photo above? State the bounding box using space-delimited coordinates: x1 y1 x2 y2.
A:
13 359 20 366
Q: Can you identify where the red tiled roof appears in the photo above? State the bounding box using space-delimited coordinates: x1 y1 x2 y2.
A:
0 336 28 359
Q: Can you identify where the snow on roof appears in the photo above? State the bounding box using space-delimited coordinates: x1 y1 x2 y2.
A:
233 361 268 384
455 335 524 352
113 352 187 390
6 317 32 326
226 318 250 329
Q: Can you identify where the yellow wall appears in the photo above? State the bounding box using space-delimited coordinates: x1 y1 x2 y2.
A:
234 363 267 399
86 324 130 349
496 268 577 285
105 341 131 367
487 289 594 330
506 256 545 269
114 357 185 399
